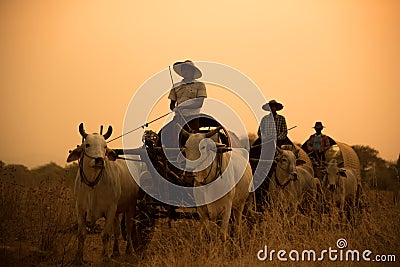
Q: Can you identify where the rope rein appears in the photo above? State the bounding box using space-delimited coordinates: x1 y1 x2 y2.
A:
78 152 104 188
107 112 172 143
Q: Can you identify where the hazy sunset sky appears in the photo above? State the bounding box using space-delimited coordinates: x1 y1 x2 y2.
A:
0 0 399 168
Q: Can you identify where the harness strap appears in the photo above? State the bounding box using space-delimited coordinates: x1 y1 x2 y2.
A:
273 170 293 189
272 157 295 189
79 154 104 188
199 153 223 185
274 172 293 190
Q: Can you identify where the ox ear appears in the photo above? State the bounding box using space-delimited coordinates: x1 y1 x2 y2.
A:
338 161 345 168
106 148 118 161
296 159 306 166
67 146 83 162
338 168 347 177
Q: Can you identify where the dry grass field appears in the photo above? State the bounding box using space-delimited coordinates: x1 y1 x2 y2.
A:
0 164 399 266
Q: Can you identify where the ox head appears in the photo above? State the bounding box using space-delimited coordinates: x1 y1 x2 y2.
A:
325 159 346 191
274 147 303 182
181 127 223 173
67 123 116 166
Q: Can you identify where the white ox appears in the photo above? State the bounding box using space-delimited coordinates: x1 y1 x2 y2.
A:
182 127 253 241
323 159 358 224
269 148 317 225
67 123 141 264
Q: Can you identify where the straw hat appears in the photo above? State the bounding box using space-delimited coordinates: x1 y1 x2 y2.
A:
173 60 202 79
262 100 283 111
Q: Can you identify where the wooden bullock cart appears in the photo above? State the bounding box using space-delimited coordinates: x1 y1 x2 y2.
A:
116 115 234 251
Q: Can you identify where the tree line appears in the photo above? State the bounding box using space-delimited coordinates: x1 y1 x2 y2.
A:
0 145 399 190
352 145 399 190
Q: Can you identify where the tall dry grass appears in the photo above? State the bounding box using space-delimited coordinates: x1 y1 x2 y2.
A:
0 164 399 266
137 191 399 267
0 166 77 266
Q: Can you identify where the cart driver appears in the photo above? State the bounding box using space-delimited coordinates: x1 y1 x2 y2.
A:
168 60 207 132
257 100 292 148
306 121 331 165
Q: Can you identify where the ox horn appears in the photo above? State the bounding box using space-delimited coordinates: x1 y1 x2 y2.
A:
178 123 191 138
205 126 222 138
180 127 190 138
79 123 88 139
103 126 113 140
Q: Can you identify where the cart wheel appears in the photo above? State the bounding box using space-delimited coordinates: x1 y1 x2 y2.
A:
132 194 156 253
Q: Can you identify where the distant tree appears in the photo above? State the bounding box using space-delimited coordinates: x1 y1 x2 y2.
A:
352 145 379 170
352 145 396 190
397 154 400 172
0 160 5 169
396 154 400 182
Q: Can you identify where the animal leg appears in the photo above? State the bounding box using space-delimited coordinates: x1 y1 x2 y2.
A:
232 202 245 244
219 207 232 242
112 214 121 258
196 206 211 241
327 200 335 230
310 191 319 229
286 202 297 227
102 206 117 259
73 208 86 265
121 213 127 241
125 207 135 255
346 197 355 225
200 218 211 241
338 198 345 227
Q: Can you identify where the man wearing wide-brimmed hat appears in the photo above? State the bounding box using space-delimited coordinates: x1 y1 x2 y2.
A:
306 121 331 164
161 60 207 154
257 100 291 147
251 100 291 211
168 60 207 131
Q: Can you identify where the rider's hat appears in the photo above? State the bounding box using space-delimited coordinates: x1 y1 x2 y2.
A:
173 60 202 79
313 121 325 129
262 100 283 111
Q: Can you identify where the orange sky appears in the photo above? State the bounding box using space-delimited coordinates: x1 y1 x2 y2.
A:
0 0 399 168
